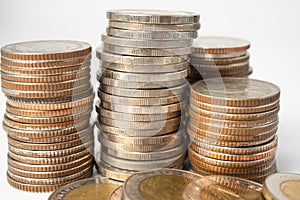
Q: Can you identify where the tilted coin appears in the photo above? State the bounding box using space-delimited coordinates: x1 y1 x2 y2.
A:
190 78 280 107
183 175 263 200
101 61 189 73
102 43 191 57
1 40 91 61
263 173 300 200
99 76 186 89
108 21 201 31
192 36 250 53
122 169 202 200
97 51 187 65
99 68 188 82
107 9 200 24
48 177 122 200
101 34 193 48
106 27 197 40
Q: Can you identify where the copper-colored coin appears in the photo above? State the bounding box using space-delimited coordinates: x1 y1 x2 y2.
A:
190 78 280 107
97 106 181 122
8 148 93 165
6 92 94 110
192 36 250 53
6 102 92 117
7 166 92 185
189 105 280 121
189 108 278 127
99 76 186 89
190 97 280 114
98 90 183 106
8 154 93 172
1 40 91 61
190 53 250 65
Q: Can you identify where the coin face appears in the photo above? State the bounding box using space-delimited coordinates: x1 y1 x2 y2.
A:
184 175 263 200
48 177 122 200
263 173 300 200
192 36 250 53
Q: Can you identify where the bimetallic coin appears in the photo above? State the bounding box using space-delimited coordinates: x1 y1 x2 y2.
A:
96 161 135 182
48 177 122 200
263 173 300 200
123 169 202 200
1 40 91 61
107 9 200 24
192 36 250 53
183 175 263 200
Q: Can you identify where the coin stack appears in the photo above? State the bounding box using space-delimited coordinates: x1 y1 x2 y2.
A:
188 78 280 183
188 36 252 83
95 9 201 181
0 40 94 192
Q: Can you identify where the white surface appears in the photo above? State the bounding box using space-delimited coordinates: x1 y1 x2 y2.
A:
1 0 300 199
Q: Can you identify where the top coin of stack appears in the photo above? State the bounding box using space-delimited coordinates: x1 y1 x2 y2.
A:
188 36 252 83
0 40 95 192
188 78 280 183
95 9 200 181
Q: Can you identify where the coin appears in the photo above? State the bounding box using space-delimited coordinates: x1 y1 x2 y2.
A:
109 185 123 200
263 173 300 200
190 78 280 107
183 175 263 200
101 34 193 49
107 9 200 24
192 36 250 53
102 43 191 57
108 21 201 31
1 40 91 61
122 169 202 200
190 53 250 65
48 177 122 200
190 51 247 59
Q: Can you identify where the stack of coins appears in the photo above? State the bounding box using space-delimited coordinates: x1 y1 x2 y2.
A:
188 36 252 83
0 40 94 192
187 78 280 183
95 9 201 181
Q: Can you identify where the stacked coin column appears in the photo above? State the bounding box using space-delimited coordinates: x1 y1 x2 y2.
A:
187 78 280 183
0 41 94 192
188 36 252 83
95 9 200 181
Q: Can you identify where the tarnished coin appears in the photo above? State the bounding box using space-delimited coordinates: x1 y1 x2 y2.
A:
107 9 200 24
48 177 122 200
190 78 280 107
97 51 187 65
101 34 193 49
1 40 91 61
263 173 300 200
109 21 201 31
183 175 263 200
102 43 191 57
122 169 202 200
192 36 250 53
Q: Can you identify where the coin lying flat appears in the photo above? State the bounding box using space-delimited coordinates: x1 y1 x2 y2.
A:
48 177 122 200
107 9 200 24
263 173 300 200
109 186 123 200
123 169 202 200
183 175 263 200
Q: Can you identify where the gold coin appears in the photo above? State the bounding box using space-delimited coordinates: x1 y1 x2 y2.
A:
109 186 123 200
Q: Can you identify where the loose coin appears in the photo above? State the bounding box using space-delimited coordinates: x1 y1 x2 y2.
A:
109 185 123 200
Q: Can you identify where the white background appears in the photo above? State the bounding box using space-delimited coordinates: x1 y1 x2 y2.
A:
1 0 300 199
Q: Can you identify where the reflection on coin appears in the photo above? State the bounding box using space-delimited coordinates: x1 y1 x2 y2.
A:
183 175 263 200
48 177 122 200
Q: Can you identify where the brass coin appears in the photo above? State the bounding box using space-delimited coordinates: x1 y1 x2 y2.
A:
101 34 193 48
109 186 123 200
48 177 122 200
190 78 280 107
102 43 191 57
108 21 201 31
1 40 91 61
192 36 250 53
183 175 263 200
100 61 189 73
122 169 202 200
107 9 200 24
